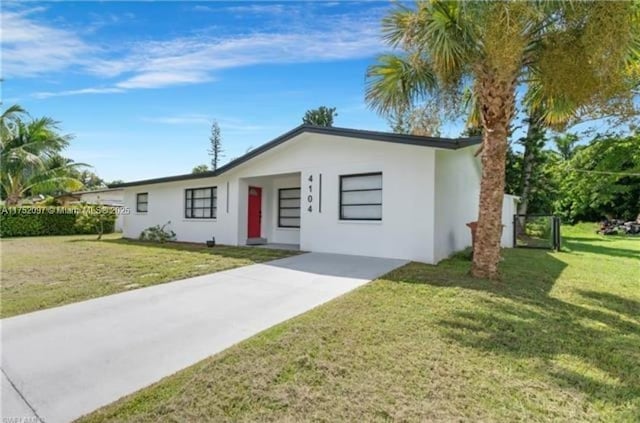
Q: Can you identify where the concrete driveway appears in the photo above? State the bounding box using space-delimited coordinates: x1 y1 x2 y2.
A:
1 252 406 423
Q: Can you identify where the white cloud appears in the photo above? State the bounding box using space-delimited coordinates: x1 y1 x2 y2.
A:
116 71 212 89
141 114 278 132
11 4 387 96
32 87 124 99
192 4 287 14
95 26 382 85
224 4 287 15
1 7 93 77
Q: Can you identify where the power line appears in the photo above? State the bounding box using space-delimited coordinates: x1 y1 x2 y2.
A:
568 168 640 176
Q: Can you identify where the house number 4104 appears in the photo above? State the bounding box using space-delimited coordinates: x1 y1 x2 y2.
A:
307 174 313 212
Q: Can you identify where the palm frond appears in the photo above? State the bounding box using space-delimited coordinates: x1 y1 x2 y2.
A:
461 87 481 129
365 54 438 116
424 1 473 83
25 162 87 195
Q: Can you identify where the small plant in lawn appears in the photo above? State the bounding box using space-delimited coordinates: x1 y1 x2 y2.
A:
139 221 176 243
74 204 117 241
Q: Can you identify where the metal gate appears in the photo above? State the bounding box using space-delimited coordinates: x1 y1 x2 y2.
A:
513 215 561 251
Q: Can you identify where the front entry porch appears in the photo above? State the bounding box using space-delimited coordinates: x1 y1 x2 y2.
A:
238 172 301 247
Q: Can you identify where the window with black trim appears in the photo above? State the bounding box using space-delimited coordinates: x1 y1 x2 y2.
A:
136 193 148 213
185 187 217 219
339 172 382 220
278 188 300 228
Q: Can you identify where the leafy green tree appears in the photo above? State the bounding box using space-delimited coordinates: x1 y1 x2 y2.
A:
208 120 223 170
192 164 209 174
1 107 84 205
504 145 522 197
366 1 639 279
302 106 337 127
555 133 640 222
74 204 117 241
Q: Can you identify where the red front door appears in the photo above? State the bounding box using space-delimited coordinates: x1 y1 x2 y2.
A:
247 186 262 238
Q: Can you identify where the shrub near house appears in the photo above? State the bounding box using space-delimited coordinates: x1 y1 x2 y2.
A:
0 206 116 237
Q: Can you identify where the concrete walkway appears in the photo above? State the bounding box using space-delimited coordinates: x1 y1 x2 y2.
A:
1 253 406 423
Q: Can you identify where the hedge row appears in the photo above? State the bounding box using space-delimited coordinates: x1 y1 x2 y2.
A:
0 206 116 238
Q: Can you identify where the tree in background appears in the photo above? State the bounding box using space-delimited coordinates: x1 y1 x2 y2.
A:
1 106 85 205
192 164 209 174
555 133 640 222
366 1 639 279
553 134 580 161
208 120 223 170
388 101 442 136
68 169 106 191
302 106 337 127
516 110 548 217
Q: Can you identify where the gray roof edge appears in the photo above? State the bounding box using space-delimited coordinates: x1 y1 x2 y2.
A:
110 125 481 188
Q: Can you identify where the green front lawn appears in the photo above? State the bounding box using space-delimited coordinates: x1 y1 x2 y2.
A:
81 223 640 422
0 234 298 318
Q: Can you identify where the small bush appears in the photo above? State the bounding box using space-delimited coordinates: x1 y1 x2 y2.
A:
140 221 176 243
75 206 118 240
0 206 116 238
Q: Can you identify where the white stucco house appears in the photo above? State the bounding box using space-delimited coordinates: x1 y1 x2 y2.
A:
112 125 518 264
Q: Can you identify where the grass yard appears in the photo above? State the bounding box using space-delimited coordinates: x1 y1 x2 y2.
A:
0 234 297 318
79 223 640 422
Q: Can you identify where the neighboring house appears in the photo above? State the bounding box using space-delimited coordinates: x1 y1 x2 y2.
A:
56 188 125 231
112 125 518 264
76 188 124 208
77 188 125 232
54 193 82 207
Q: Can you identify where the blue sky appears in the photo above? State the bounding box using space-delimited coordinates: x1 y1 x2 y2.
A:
3 1 430 182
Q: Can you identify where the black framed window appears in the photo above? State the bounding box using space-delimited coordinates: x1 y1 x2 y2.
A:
278 188 301 228
339 172 382 220
136 193 148 213
185 187 217 219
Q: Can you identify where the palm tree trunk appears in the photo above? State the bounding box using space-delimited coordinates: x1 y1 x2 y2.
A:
471 72 516 280
5 189 22 206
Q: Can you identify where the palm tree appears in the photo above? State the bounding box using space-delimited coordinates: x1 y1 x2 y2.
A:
366 2 638 279
1 110 84 205
553 134 580 161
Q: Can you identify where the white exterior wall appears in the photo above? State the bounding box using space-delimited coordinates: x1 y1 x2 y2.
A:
501 194 519 248
433 147 483 262
120 131 517 263
227 133 437 262
434 147 519 261
122 177 237 244
122 133 437 263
